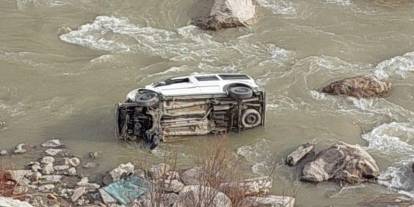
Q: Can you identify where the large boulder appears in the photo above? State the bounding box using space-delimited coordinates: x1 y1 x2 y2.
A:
193 0 256 30
301 142 379 184
321 75 391 98
174 185 231 207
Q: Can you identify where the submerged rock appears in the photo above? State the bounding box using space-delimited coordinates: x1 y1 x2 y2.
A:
321 75 391 98
301 142 379 184
0 150 8 156
174 185 231 207
286 143 315 166
193 0 256 30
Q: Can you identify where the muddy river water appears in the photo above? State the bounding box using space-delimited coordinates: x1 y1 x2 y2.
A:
1 0 414 206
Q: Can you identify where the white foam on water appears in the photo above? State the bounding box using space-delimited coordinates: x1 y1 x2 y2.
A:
237 139 274 175
60 16 294 68
362 122 414 197
373 51 414 80
323 0 352 6
256 0 297 16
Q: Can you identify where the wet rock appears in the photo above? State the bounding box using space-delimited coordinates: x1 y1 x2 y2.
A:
286 143 315 166
220 176 273 196
321 75 392 98
83 161 98 169
109 162 135 181
181 167 202 185
88 151 101 159
99 188 117 205
41 139 63 148
174 185 231 207
14 143 27 154
41 156 55 164
149 163 171 180
239 195 296 207
0 196 33 207
45 149 64 156
38 184 55 192
67 157 80 167
0 150 8 156
42 163 55 175
31 171 42 182
54 165 70 171
77 177 89 186
193 0 256 30
71 187 87 202
301 142 379 184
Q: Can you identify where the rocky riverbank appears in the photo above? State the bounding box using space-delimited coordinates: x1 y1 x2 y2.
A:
0 139 294 207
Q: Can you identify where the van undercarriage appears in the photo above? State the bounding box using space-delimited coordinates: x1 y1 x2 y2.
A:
116 91 266 148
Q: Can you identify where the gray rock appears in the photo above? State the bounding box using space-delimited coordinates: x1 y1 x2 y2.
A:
109 162 135 181
99 188 117 205
181 167 202 185
42 163 55 175
301 142 379 184
67 157 80 167
31 172 42 182
89 151 101 159
83 161 98 169
77 177 89 186
174 185 231 207
239 195 296 207
0 196 33 207
41 139 63 148
71 187 86 202
14 143 27 154
321 75 392 98
0 150 8 156
8 170 32 185
41 156 55 164
162 179 184 193
38 184 55 192
193 0 256 30
286 143 315 166
149 163 171 180
54 165 70 171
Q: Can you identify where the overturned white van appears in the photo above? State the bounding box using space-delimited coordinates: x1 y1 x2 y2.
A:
115 74 266 148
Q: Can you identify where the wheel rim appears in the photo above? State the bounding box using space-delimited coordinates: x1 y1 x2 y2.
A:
234 87 249 93
140 93 155 101
245 113 259 125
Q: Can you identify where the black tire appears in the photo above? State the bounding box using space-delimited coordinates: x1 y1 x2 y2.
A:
241 109 262 128
228 86 253 99
136 92 159 107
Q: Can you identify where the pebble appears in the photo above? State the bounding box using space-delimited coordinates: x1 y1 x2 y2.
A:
83 161 98 169
41 139 63 148
14 143 27 154
68 157 80 167
40 175 62 184
68 167 77 176
31 162 42 172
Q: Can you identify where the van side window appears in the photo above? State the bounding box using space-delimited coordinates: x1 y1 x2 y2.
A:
195 76 219 81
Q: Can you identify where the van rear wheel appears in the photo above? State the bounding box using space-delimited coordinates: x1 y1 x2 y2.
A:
228 86 253 99
241 109 261 128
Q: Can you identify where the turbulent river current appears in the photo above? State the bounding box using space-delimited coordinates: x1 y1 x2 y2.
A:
2 0 414 206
